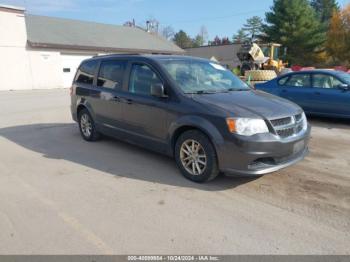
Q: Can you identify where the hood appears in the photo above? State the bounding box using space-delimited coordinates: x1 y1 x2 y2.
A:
192 90 302 119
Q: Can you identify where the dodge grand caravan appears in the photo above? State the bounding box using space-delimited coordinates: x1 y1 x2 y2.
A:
71 54 311 182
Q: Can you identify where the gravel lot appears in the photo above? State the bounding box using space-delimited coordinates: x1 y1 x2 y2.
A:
0 89 349 254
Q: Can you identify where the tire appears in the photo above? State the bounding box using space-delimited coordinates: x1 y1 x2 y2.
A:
78 108 100 141
174 130 219 183
244 70 277 81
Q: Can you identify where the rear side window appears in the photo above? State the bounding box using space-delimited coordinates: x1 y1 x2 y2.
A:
75 60 98 85
285 74 311 87
278 76 289 85
97 60 126 89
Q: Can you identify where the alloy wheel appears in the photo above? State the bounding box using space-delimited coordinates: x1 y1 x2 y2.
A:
180 139 207 176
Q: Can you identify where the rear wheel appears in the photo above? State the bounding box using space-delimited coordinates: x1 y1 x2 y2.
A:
175 130 219 183
78 109 100 141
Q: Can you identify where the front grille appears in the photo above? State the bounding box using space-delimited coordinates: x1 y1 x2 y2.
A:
270 117 292 127
276 127 295 138
269 113 305 139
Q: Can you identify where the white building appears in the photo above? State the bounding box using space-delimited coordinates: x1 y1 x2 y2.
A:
0 4 183 91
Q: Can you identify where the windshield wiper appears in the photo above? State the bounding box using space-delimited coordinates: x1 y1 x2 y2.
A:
227 88 249 92
186 90 222 94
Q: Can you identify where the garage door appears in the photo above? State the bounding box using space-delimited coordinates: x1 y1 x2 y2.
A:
61 54 95 88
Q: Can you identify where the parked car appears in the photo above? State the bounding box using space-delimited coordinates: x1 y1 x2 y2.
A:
255 70 350 118
71 54 310 182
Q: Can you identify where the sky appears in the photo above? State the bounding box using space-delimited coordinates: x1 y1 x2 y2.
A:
2 0 349 40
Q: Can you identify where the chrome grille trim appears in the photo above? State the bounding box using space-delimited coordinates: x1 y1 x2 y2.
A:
269 113 305 139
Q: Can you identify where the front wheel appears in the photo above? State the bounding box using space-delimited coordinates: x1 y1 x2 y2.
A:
175 130 219 183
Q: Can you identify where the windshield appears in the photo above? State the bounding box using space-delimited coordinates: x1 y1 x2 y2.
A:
159 59 250 94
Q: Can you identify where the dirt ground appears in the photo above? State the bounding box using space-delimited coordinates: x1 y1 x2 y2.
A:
0 89 349 254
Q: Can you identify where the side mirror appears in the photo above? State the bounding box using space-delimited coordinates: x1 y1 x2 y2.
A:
339 84 350 91
151 83 168 98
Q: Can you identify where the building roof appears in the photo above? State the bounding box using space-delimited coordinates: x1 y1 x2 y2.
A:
0 4 25 12
25 15 184 54
185 44 241 66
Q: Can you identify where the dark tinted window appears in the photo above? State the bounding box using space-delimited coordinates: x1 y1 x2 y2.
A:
285 74 311 87
128 64 162 96
97 60 126 89
75 60 98 85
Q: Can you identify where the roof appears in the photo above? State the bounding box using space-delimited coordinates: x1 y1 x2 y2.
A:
185 44 241 66
25 15 184 54
87 54 211 63
0 4 25 12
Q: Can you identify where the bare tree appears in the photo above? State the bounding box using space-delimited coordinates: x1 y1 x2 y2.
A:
161 26 175 40
199 25 209 45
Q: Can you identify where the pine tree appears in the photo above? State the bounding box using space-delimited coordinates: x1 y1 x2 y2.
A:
173 30 193 49
242 16 264 41
264 0 325 65
232 29 249 44
311 0 340 25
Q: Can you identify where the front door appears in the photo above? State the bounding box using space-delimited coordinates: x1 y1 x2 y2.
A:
121 62 169 152
311 73 350 116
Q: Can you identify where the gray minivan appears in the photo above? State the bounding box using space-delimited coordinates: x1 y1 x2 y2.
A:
71 54 310 182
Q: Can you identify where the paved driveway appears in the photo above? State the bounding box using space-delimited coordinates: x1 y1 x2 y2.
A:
0 89 349 254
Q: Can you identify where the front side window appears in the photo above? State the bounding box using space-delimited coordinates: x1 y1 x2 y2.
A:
97 60 126 89
128 64 162 96
75 60 98 85
313 74 343 89
285 74 311 87
159 59 249 94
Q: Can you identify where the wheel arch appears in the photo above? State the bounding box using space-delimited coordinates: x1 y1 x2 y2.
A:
168 116 224 157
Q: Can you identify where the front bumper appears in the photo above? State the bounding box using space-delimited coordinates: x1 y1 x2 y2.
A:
217 125 311 176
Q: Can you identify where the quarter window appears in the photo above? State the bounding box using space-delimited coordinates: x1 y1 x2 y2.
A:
97 60 126 89
75 60 98 85
313 74 343 89
128 64 162 96
285 74 311 87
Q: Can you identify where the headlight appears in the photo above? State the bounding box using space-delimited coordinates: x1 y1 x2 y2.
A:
226 118 269 136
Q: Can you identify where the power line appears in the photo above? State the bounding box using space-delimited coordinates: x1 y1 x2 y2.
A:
165 9 266 24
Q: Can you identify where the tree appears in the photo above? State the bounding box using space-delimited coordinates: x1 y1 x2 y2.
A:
326 4 350 65
173 30 193 49
232 29 249 43
161 26 175 40
221 37 231 45
210 36 222 45
264 0 325 65
192 35 204 47
311 0 339 25
242 16 264 41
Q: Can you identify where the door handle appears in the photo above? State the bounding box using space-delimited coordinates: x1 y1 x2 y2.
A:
126 99 133 104
282 89 287 93
315 91 321 95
